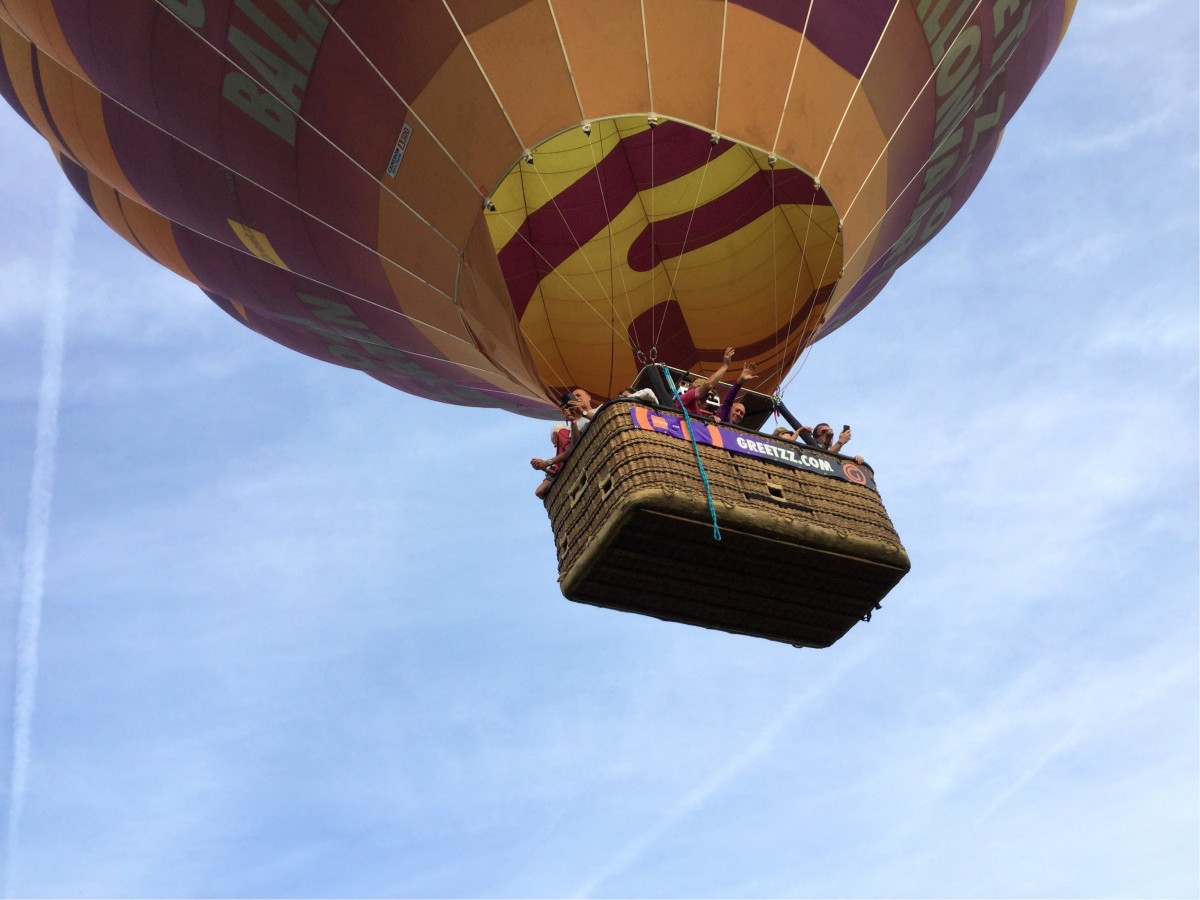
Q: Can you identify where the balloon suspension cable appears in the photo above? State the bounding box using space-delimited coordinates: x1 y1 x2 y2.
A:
149 0 589 398
7 2 582 409
581 120 643 361
662 368 721 542
779 0 1013 399
652 134 719 354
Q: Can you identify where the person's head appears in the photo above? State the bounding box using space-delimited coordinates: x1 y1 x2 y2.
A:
812 422 834 447
619 389 632 398
729 401 746 425
571 387 593 409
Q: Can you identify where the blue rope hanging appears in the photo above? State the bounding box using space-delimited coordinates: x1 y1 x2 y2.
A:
662 367 722 541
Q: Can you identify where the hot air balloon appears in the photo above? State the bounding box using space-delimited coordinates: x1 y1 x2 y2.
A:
0 0 1074 645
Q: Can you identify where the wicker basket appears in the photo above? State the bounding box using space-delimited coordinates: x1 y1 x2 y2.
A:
545 401 910 648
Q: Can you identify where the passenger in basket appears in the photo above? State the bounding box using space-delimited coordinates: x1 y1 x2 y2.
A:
565 387 599 434
715 362 757 424
619 386 659 403
677 347 735 418
531 404 583 499
777 422 864 465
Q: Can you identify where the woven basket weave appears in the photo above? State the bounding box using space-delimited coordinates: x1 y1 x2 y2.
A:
545 401 911 648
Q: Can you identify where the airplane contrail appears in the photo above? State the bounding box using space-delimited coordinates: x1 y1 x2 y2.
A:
3 181 78 899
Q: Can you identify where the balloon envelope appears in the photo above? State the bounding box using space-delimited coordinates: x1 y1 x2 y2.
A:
0 0 1074 415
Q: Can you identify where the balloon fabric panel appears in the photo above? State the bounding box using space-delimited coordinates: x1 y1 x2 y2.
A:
450 0 580 150
548 0 650 121
643 0 724 129
0 0 1075 415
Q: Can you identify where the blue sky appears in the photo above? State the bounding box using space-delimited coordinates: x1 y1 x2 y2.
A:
1 1 1197 897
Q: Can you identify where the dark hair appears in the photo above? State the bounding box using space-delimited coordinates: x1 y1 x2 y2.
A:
815 422 831 432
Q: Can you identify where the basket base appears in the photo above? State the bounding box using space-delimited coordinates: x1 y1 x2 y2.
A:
560 502 908 648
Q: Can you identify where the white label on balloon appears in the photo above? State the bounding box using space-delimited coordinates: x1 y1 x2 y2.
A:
386 123 413 178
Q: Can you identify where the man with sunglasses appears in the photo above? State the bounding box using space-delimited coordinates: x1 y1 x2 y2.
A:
788 422 864 465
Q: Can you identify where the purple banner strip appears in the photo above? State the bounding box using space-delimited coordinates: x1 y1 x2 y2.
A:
628 407 877 491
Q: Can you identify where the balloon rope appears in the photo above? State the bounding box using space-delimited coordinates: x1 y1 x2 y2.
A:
541 0 638 392
438 0 530 159
713 0 729 133
834 0 988 223
544 0 587 122
768 2 908 388
777 0 982 394
639 0 655 113
770 164 779 370
769 0 818 157
654 140 718 354
479 191 652 384
641 0 659 353
145 1 468 255
829 0 989 225
324 0 693 391
649 115 658 354
813 0 905 186
581 122 645 364
428 2 653 377
766 0 823 388
780 0 1038 397
164 0 667 399
768 172 832 388
9 18 571 399
318 14 496 198
523 154 640 343
662 368 721 542
150 0 607 393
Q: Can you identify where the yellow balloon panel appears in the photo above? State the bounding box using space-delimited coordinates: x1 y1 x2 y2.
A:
486 116 843 398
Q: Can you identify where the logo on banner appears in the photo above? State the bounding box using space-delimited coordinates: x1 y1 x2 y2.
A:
842 462 869 486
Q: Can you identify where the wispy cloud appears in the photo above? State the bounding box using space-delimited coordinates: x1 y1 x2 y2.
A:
3 182 77 899
571 643 877 898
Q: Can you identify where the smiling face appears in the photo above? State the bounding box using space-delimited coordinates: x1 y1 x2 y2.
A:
729 402 746 425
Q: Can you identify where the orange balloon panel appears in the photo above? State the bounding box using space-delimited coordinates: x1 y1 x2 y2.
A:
0 0 1074 414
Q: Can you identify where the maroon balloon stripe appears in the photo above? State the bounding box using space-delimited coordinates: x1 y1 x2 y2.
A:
626 167 830 272
498 122 740 318
732 0 898 78
0 42 36 130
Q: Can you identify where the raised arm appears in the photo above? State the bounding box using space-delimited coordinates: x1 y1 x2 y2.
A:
691 347 736 396
716 362 757 422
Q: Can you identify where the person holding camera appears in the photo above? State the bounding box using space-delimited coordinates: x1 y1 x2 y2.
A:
780 422 864 465
563 387 598 434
